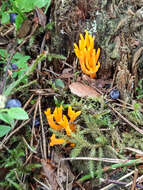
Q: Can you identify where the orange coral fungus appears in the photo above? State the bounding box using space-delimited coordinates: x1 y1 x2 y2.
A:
50 134 65 146
45 105 81 139
68 106 81 122
44 107 63 130
74 30 100 78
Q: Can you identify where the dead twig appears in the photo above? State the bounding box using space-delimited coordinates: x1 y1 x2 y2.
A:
60 157 127 164
125 147 143 156
126 174 143 188
39 96 47 159
100 171 134 190
109 105 143 135
22 136 37 154
38 33 46 73
30 96 39 147
1 25 15 37
33 177 52 190
130 168 138 190
43 68 60 77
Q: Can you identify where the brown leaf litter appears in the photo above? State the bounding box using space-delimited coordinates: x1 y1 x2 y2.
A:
69 82 100 98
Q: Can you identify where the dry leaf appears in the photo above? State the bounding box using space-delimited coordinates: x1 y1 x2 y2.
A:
17 20 32 38
69 82 100 97
59 73 73 79
41 159 58 190
52 152 75 182
35 7 47 28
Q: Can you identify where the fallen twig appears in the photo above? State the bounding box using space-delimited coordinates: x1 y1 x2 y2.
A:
100 171 134 190
78 158 143 183
131 168 138 190
109 105 143 135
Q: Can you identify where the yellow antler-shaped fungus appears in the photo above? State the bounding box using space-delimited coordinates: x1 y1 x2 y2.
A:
74 30 101 78
45 105 81 146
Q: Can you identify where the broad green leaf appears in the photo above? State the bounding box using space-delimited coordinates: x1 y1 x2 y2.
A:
14 0 51 12
0 113 13 124
12 54 30 81
1 12 10 24
8 108 29 120
0 108 9 113
0 125 11 137
33 0 51 9
13 52 30 60
15 15 23 30
14 0 34 12
55 79 65 88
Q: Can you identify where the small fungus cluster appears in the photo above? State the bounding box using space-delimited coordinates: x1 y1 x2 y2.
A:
74 30 100 78
45 105 81 146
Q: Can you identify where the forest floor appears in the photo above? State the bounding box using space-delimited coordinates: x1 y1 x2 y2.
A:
0 0 143 189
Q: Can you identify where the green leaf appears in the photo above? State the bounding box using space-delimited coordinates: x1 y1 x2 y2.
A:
33 0 51 8
15 15 23 30
1 12 10 24
55 79 65 88
12 54 30 81
8 108 29 120
14 0 51 12
44 0 51 13
3 52 46 96
0 125 11 137
0 113 13 124
14 0 34 12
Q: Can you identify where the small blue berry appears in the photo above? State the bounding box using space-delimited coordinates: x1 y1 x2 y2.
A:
109 89 120 100
5 99 22 108
9 13 18 24
11 64 18 70
34 119 40 127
